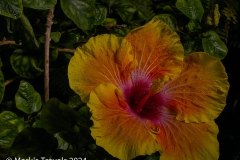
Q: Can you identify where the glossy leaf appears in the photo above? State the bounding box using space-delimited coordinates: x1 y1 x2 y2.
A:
0 111 26 149
19 14 39 48
39 98 80 134
10 49 43 78
11 128 57 157
0 0 23 19
202 31 228 59
115 0 153 23
23 0 57 9
176 0 204 22
15 81 42 114
60 0 107 31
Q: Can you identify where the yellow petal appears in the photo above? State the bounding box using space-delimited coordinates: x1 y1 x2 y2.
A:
88 83 160 160
68 34 134 102
125 18 184 80
160 52 229 123
152 119 219 160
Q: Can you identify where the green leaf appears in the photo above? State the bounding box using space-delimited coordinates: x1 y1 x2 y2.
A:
202 31 228 59
19 14 39 48
39 98 80 134
155 14 177 31
0 111 26 149
60 0 107 31
95 6 108 25
176 0 204 22
206 4 220 26
54 133 70 150
23 0 57 9
15 80 42 114
68 95 84 109
10 49 43 78
60 31 85 48
186 20 201 32
132 0 154 21
0 68 5 103
0 0 23 19
101 18 117 28
11 128 57 158
113 27 131 37
114 0 154 23
116 1 136 22
51 32 62 43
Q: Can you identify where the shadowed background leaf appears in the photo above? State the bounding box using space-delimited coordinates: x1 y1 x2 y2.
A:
10 128 58 158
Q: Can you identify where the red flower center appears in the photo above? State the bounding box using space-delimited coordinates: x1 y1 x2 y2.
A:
123 72 165 122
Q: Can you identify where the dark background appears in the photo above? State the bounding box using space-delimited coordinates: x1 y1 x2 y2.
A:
218 25 240 160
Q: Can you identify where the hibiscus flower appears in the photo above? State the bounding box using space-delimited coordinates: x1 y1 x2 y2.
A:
68 18 229 160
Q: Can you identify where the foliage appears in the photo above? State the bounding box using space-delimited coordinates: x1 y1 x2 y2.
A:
0 0 239 159
176 0 204 22
202 31 228 59
15 80 42 114
0 111 26 149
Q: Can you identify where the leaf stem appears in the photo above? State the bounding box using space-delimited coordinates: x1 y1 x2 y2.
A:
44 8 54 102
0 40 18 46
58 48 75 53
4 78 17 87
